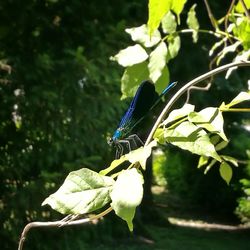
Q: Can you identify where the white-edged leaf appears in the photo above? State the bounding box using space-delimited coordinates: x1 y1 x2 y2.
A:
125 140 157 170
216 41 242 65
219 162 233 185
100 157 127 176
188 108 228 141
161 11 177 34
148 42 168 82
42 168 115 215
221 155 239 167
204 159 217 174
198 155 209 168
111 44 148 67
163 103 195 125
125 24 161 48
110 169 144 231
186 4 199 43
209 37 227 57
225 91 250 108
168 35 181 59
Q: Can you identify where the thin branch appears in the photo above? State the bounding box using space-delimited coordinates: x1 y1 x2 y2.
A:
239 0 250 19
18 207 113 250
145 60 250 146
203 0 218 29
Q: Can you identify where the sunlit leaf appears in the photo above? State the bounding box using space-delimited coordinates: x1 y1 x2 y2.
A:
221 155 239 167
220 91 250 109
188 108 228 141
100 157 127 176
235 0 250 13
219 162 233 185
163 104 195 125
148 42 168 82
121 61 149 99
171 0 187 23
198 155 209 168
161 11 177 34
168 35 181 59
215 140 229 151
42 168 115 214
216 41 242 65
204 159 217 174
125 140 157 170
111 44 148 67
125 24 161 48
153 127 165 144
186 4 199 43
148 0 171 36
233 17 250 50
110 169 144 231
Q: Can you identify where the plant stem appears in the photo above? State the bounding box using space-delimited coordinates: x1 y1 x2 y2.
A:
145 60 250 146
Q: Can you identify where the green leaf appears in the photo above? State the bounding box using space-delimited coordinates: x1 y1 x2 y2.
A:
198 155 209 168
220 91 250 109
125 24 161 48
111 44 148 67
163 103 194 125
219 162 233 185
233 17 250 50
161 11 177 34
148 42 168 82
235 0 250 13
100 157 127 176
153 128 165 144
121 61 149 99
204 159 217 174
166 129 221 162
125 140 157 170
110 169 144 231
171 0 187 23
215 140 229 151
186 4 199 43
155 66 170 94
148 0 172 36
188 108 228 141
42 168 115 215
221 155 239 167
168 35 181 59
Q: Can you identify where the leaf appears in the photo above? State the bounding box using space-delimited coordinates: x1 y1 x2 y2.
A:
186 4 199 43
216 41 242 65
215 140 229 151
198 155 209 168
233 17 250 50
121 61 149 99
153 128 165 144
125 140 157 170
125 24 161 48
42 168 115 215
209 38 227 57
221 155 239 167
226 50 250 79
168 35 181 59
100 157 127 176
171 0 187 23
148 42 168 82
219 162 233 185
110 169 144 231
161 11 177 34
204 159 217 174
111 44 148 67
166 129 222 162
188 108 228 141
155 66 170 94
220 91 250 109
148 0 172 36
163 103 195 125
235 0 250 13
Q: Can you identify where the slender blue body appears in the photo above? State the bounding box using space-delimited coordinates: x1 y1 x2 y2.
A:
110 80 177 144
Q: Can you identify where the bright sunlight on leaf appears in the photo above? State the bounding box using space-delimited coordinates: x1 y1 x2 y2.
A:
110 169 144 231
42 168 114 215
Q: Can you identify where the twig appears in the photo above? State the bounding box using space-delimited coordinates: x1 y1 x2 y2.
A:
145 60 250 146
203 0 218 29
18 207 113 250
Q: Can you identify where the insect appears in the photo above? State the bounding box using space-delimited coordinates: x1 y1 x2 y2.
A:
108 80 177 158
